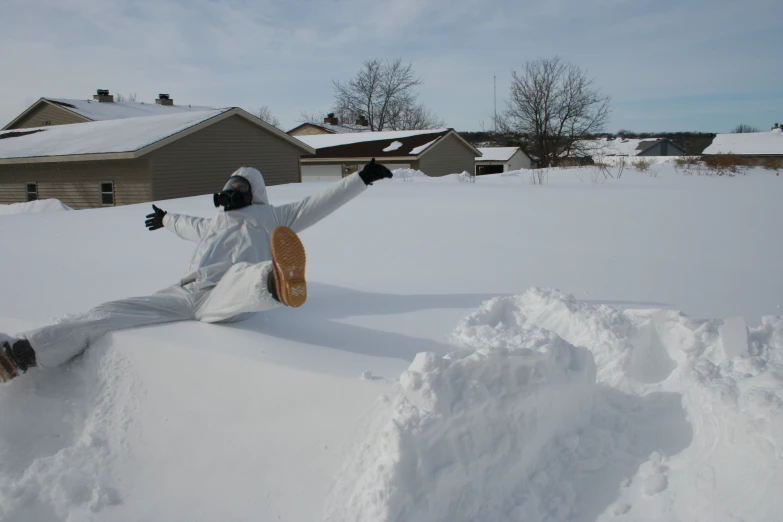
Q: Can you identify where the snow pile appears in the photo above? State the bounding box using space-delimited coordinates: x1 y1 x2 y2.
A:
391 168 429 180
324 309 596 522
326 288 783 522
0 199 72 215
0 340 133 520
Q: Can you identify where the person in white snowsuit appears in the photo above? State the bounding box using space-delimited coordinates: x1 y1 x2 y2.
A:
0 160 393 381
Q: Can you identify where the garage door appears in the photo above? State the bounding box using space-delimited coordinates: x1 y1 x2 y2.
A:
301 165 342 182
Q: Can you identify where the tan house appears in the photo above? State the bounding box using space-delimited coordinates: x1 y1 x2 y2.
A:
0 108 314 209
288 113 371 137
294 129 480 181
3 91 214 130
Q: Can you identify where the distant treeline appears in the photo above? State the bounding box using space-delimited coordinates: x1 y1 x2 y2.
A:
459 131 717 155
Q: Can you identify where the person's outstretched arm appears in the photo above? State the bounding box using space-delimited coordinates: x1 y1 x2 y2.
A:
145 204 209 242
274 159 392 233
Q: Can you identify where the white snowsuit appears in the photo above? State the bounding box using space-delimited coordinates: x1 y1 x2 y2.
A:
25 168 367 367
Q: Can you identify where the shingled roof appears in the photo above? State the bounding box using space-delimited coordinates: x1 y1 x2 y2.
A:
296 129 478 159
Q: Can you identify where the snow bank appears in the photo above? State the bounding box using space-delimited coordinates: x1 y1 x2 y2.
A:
391 168 429 180
326 289 783 522
324 312 596 522
0 199 72 216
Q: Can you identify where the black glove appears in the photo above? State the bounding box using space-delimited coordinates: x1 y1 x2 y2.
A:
358 158 393 186
145 204 167 231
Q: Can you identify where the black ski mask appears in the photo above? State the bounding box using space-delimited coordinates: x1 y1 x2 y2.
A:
214 176 252 211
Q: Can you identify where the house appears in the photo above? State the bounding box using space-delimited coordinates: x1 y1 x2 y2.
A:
288 113 371 136
703 128 783 158
475 147 533 175
3 90 213 130
0 108 314 209
580 137 687 159
294 129 480 181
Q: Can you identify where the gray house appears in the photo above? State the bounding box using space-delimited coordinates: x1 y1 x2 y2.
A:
0 108 314 209
295 129 480 181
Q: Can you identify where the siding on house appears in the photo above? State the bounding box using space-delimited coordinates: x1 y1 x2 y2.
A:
0 159 150 208
149 116 302 200
289 124 332 137
417 134 475 177
6 103 88 130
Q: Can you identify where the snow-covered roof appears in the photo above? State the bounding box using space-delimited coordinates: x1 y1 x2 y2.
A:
703 128 783 155
577 137 670 157
0 110 228 160
44 97 215 122
296 129 449 150
476 147 520 162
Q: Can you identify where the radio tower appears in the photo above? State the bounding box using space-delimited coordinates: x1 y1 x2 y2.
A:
493 74 497 134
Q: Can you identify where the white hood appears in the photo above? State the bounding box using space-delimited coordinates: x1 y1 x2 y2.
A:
230 166 269 205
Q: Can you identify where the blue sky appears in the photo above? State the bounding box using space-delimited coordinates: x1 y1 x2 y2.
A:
1 0 781 133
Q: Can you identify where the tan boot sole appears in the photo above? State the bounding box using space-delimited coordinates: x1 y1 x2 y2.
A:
0 344 19 383
270 226 307 308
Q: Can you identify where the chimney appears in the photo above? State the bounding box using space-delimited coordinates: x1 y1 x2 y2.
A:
355 114 369 127
323 113 338 125
93 89 114 102
156 93 173 106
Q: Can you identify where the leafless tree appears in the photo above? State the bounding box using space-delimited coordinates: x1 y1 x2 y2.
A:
252 105 282 129
114 92 137 102
297 110 328 125
332 58 443 131
732 124 760 133
496 57 611 168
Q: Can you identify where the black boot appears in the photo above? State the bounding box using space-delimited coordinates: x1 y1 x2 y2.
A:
267 270 280 303
0 339 37 383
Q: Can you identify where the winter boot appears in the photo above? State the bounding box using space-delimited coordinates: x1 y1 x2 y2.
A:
0 338 37 383
269 226 307 308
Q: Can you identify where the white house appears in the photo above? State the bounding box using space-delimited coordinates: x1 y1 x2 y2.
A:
475 147 532 175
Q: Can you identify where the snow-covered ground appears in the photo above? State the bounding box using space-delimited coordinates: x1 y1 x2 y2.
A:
0 161 781 521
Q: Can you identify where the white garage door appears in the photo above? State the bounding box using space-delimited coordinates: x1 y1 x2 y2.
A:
301 165 343 183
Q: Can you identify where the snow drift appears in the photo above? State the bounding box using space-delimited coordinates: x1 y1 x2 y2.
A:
325 289 783 522
0 199 72 216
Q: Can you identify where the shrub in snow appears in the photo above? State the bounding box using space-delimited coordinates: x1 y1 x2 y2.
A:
631 157 654 172
760 157 782 170
701 153 748 176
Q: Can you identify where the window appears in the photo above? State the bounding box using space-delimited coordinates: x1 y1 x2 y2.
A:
100 181 114 205
26 183 38 201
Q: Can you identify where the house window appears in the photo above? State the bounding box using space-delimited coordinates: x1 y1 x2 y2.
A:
26 183 38 201
100 181 114 205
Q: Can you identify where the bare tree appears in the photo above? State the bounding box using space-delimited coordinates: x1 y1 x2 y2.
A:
732 124 760 133
114 92 137 102
332 58 443 130
297 110 328 125
252 105 282 129
497 57 611 168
